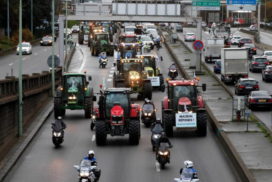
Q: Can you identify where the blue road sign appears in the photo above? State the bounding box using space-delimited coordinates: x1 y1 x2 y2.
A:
227 0 256 5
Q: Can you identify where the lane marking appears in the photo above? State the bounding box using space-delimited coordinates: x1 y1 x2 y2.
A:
155 161 160 172
107 79 112 82
111 67 115 70
92 135 96 142
79 47 87 73
108 74 113 78
110 70 114 73
22 57 26 61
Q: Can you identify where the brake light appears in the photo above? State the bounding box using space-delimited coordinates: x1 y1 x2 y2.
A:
268 99 272 102
249 98 256 103
252 48 257 51
265 62 269 65
239 85 245 89
243 75 248 78
253 85 259 89
252 62 258 65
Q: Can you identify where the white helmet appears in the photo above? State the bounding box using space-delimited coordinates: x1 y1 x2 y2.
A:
184 160 194 168
88 150 95 155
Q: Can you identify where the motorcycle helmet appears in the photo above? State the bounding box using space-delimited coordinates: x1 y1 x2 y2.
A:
57 116 62 120
88 150 95 159
184 160 194 168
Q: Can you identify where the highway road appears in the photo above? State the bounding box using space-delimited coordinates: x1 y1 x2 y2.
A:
3 34 240 182
181 27 272 130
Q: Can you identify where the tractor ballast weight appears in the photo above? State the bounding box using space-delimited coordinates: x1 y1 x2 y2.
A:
161 79 207 137
54 73 95 119
113 58 152 100
94 88 141 145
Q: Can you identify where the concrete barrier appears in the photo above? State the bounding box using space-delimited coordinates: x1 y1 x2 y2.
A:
162 30 256 182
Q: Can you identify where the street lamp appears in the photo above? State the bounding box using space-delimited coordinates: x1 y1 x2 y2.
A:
51 0 55 97
31 0 33 33
7 0 10 38
18 0 23 136
65 0 68 59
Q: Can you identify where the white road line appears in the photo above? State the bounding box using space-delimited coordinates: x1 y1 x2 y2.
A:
107 79 112 82
110 70 114 73
155 161 160 172
111 67 115 70
92 135 96 142
22 57 26 61
79 47 87 73
108 74 113 78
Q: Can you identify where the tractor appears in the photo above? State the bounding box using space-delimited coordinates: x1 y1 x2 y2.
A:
113 58 152 100
161 79 207 137
137 54 165 92
90 32 114 56
78 23 90 45
54 73 95 119
88 25 103 47
94 88 141 145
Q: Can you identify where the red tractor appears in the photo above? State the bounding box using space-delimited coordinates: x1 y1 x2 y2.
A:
161 79 207 137
94 88 141 145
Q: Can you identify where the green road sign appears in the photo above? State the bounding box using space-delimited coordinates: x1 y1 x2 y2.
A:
192 0 220 10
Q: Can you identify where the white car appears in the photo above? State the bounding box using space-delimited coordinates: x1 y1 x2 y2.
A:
140 35 154 49
71 25 80 33
16 42 32 55
184 33 196 42
263 51 272 62
231 35 241 45
124 25 136 35
146 29 160 41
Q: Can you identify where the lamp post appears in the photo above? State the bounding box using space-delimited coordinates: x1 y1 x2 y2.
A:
51 0 55 97
7 0 10 38
18 0 23 136
65 0 68 59
31 0 33 33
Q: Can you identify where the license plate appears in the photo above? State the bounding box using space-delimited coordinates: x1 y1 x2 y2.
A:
246 86 252 89
259 99 266 103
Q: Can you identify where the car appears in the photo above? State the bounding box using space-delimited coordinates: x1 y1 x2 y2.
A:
249 56 269 72
234 20 241 25
71 25 80 33
238 38 253 47
201 21 207 27
249 25 257 31
139 35 154 49
231 35 241 45
263 51 272 63
262 65 272 81
176 24 183 32
213 60 221 74
124 25 136 35
40 36 53 46
146 29 160 42
234 78 259 95
16 42 32 55
184 32 196 42
247 90 272 110
242 43 257 58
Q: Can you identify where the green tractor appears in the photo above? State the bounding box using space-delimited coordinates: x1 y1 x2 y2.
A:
113 58 152 100
78 23 90 45
90 32 114 56
54 73 96 119
137 54 165 92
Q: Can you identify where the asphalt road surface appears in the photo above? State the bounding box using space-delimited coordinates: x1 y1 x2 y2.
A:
3 35 240 182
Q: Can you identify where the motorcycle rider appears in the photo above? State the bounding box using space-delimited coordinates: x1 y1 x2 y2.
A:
98 52 107 68
168 63 178 79
52 116 66 131
151 119 164 133
83 150 100 182
158 131 172 148
179 160 198 179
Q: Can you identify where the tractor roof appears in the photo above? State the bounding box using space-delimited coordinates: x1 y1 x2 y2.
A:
63 72 86 76
104 88 131 93
168 79 198 86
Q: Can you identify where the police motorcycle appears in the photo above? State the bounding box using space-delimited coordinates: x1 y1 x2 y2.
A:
141 99 156 127
168 63 178 80
74 159 101 182
99 52 108 68
173 160 200 182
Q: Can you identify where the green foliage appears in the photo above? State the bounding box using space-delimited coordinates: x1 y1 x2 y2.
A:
68 20 80 28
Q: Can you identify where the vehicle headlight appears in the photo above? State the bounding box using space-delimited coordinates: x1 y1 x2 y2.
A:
144 113 148 116
153 134 161 139
80 171 89 177
92 115 96 120
159 151 169 155
170 69 176 73
130 75 140 80
53 132 61 137
68 95 77 100
148 113 152 116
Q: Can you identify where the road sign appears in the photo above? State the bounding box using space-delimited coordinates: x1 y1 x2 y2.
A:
192 0 220 11
47 55 60 68
227 0 256 5
193 40 204 51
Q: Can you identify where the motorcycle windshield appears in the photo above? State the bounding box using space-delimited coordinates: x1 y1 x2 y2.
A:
152 124 164 133
181 168 194 180
52 121 63 132
142 104 154 113
80 160 92 168
159 142 169 151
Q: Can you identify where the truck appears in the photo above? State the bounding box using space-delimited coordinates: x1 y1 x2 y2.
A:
204 38 224 63
221 48 249 84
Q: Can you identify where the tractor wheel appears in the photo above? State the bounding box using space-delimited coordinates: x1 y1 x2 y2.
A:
142 82 152 100
84 97 92 118
95 121 107 146
129 119 140 145
54 97 65 119
163 112 173 137
196 112 207 137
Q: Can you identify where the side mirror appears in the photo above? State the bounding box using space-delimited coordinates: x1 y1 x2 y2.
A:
73 165 80 171
202 83 206 92
93 96 97 101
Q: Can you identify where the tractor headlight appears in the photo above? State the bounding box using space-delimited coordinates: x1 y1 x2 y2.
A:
130 75 140 80
68 95 77 100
